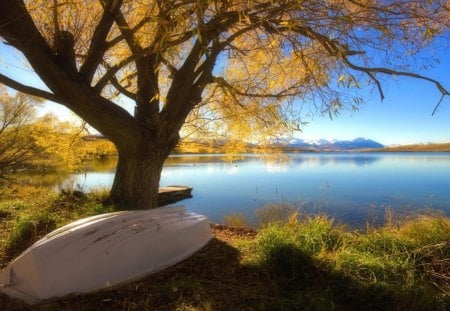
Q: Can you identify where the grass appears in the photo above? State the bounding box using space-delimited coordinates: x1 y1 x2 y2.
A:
244 210 450 310
4 211 57 259
0 185 449 310
222 213 249 227
0 184 111 265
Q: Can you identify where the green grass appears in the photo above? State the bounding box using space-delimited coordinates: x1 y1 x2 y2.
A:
0 186 449 310
0 184 110 264
4 211 57 259
245 212 449 310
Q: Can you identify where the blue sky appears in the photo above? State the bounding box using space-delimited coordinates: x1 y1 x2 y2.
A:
298 69 450 145
296 40 450 145
1 36 449 146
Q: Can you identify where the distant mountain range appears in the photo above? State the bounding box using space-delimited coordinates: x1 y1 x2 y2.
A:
273 137 384 150
84 135 450 153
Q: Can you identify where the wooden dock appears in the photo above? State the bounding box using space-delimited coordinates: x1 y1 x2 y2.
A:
157 186 193 206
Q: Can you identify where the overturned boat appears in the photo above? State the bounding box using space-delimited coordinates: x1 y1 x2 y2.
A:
0 205 211 304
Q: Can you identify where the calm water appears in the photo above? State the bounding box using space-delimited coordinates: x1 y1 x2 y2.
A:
65 153 450 226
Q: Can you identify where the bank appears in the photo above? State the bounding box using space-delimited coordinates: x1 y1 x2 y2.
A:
0 185 449 310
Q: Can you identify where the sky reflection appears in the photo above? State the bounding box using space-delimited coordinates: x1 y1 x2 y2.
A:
66 152 450 227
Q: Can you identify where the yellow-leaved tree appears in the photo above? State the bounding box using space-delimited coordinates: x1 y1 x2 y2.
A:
0 0 449 209
0 89 86 177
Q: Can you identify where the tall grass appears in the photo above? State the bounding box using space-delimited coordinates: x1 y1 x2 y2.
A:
253 202 299 227
336 214 450 288
248 206 450 309
254 214 341 279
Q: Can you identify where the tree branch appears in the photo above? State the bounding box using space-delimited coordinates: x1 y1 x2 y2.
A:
342 56 450 114
160 56 178 78
79 0 123 83
113 9 143 54
94 54 138 92
162 10 244 127
111 75 137 101
106 16 151 49
0 73 60 103
213 76 303 100
280 22 449 114
0 0 140 145
113 9 160 118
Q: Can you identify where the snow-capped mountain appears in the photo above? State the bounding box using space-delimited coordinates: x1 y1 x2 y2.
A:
274 137 384 150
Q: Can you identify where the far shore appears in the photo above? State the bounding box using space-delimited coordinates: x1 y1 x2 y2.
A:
173 142 450 154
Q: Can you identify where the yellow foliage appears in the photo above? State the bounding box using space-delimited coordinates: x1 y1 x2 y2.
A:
16 0 450 150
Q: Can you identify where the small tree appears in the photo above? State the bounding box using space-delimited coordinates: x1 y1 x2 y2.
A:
25 114 88 172
0 88 86 177
0 90 41 176
0 0 448 209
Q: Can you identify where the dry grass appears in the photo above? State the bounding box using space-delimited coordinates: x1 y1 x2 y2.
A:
381 143 450 152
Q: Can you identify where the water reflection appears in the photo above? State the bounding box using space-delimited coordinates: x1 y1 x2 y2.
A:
260 153 382 171
61 152 450 226
86 153 385 172
13 171 70 187
81 156 118 172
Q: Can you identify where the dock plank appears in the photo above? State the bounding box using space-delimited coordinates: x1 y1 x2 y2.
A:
157 186 193 206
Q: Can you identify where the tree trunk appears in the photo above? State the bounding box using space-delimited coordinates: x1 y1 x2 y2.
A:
108 146 167 210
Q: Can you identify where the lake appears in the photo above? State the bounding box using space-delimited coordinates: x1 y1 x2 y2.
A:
64 152 450 227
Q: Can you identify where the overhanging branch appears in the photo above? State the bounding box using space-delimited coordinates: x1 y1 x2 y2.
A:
0 73 60 103
213 76 303 100
281 23 449 115
342 56 450 115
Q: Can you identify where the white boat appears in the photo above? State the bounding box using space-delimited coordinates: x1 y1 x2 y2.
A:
0 205 212 304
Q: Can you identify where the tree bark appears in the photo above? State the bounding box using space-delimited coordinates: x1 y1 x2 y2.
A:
108 145 166 210
106 126 179 210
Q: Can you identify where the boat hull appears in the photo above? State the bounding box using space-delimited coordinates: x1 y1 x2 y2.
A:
0 206 211 304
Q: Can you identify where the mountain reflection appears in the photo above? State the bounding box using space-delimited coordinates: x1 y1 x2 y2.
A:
286 154 381 167
63 152 450 226
80 153 450 174
164 153 382 168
